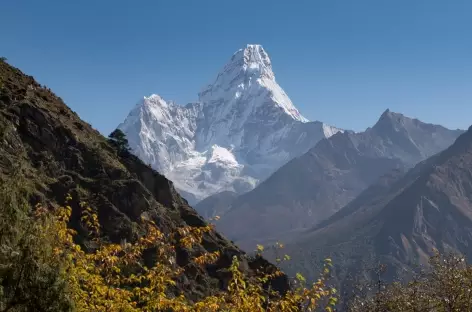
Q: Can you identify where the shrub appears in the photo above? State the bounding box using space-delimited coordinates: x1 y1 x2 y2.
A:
0 167 74 311
41 201 337 311
348 252 472 311
0 186 337 311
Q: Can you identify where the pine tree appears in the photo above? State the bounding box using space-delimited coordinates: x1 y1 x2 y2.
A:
108 129 130 152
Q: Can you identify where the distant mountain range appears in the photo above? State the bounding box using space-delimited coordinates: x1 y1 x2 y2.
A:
116 44 469 295
280 124 472 296
118 44 341 204
4 45 471 311
215 109 463 250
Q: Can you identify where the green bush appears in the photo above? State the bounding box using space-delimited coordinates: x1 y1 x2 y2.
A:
0 167 74 311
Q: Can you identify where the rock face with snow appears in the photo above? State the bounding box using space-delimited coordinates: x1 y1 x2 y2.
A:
118 44 341 203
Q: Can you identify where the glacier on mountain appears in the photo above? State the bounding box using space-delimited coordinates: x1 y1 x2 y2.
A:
118 44 342 204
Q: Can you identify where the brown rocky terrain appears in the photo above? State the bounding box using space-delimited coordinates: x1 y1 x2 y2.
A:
0 59 288 301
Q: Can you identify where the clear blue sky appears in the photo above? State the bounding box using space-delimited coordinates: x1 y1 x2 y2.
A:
1 0 471 134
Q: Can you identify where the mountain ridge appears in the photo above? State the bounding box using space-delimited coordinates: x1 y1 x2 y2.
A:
214 110 464 250
0 59 289 300
119 44 341 204
280 123 472 293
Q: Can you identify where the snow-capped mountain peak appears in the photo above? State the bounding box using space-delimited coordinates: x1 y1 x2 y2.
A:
212 44 274 84
199 44 307 134
236 44 273 79
118 44 341 204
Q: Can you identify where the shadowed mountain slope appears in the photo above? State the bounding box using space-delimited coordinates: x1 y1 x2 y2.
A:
0 59 288 300
216 110 463 249
281 125 472 292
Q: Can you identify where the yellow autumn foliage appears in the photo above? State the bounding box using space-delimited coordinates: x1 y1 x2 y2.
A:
28 196 337 312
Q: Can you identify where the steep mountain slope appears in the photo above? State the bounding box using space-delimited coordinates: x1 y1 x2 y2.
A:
118 44 341 204
194 190 238 220
216 110 463 249
281 124 472 290
0 60 288 299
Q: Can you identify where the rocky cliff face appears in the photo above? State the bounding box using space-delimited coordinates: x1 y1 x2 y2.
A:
0 59 288 300
118 44 341 204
